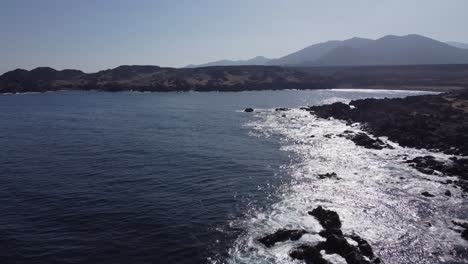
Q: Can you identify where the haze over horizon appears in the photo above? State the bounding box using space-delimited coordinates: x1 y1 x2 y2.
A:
2 0 468 74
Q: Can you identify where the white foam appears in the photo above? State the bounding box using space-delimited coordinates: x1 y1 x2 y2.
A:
328 88 440 94
224 108 467 264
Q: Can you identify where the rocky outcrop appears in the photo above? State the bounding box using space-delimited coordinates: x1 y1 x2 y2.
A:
258 229 308 247
292 206 381 264
421 191 435 197
306 90 468 156
258 206 382 264
339 132 392 150
244 108 254 113
453 220 468 241
308 206 342 230
318 172 339 180
275 107 290 111
405 156 468 192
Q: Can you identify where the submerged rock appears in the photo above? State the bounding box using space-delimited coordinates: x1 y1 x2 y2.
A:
318 172 339 180
463 229 468 241
346 132 391 150
406 156 445 175
244 108 254 112
421 191 435 197
275 107 290 111
453 220 468 241
406 156 468 192
258 229 308 247
290 244 330 264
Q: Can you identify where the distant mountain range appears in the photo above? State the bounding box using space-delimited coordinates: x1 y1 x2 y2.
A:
446 41 468 49
189 34 468 67
3 34 468 94
185 56 271 68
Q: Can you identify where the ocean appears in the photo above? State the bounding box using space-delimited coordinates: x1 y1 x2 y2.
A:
0 90 466 264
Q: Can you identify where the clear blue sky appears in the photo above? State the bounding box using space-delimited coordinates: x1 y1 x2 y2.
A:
1 0 468 73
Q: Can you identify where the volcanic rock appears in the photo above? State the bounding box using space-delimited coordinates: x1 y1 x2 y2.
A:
421 191 435 197
258 229 308 247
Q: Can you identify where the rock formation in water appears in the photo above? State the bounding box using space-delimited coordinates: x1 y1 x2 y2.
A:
258 206 382 264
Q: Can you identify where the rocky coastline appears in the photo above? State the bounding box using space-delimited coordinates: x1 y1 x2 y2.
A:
304 89 468 244
302 89 468 193
247 89 468 263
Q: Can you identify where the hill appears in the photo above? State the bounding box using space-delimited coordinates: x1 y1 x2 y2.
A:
269 35 468 66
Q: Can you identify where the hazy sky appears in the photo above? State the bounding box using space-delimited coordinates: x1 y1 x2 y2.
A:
1 0 468 73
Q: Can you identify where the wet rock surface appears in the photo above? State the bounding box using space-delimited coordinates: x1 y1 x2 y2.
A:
318 172 340 180
259 206 381 264
306 90 468 156
308 206 342 230
244 108 254 112
275 107 290 111
453 220 468 241
421 191 435 197
258 229 308 248
340 132 392 150
406 156 468 192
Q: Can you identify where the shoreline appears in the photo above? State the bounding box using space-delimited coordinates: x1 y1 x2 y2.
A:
303 89 468 195
1 86 464 95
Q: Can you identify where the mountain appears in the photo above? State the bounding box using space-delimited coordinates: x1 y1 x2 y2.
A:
267 37 373 65
446 41 468 49
186 56 271 68
269 34 468 66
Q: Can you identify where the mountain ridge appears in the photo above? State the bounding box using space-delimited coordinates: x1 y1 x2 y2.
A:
186 56 271 68
187 35 468 67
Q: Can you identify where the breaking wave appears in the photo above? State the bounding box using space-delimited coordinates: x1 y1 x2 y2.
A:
223 105 468 264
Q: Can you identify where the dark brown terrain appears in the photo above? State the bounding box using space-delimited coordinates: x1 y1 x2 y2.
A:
1 64 468 94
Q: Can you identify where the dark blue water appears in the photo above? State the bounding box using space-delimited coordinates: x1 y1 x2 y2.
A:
0 90 434 264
